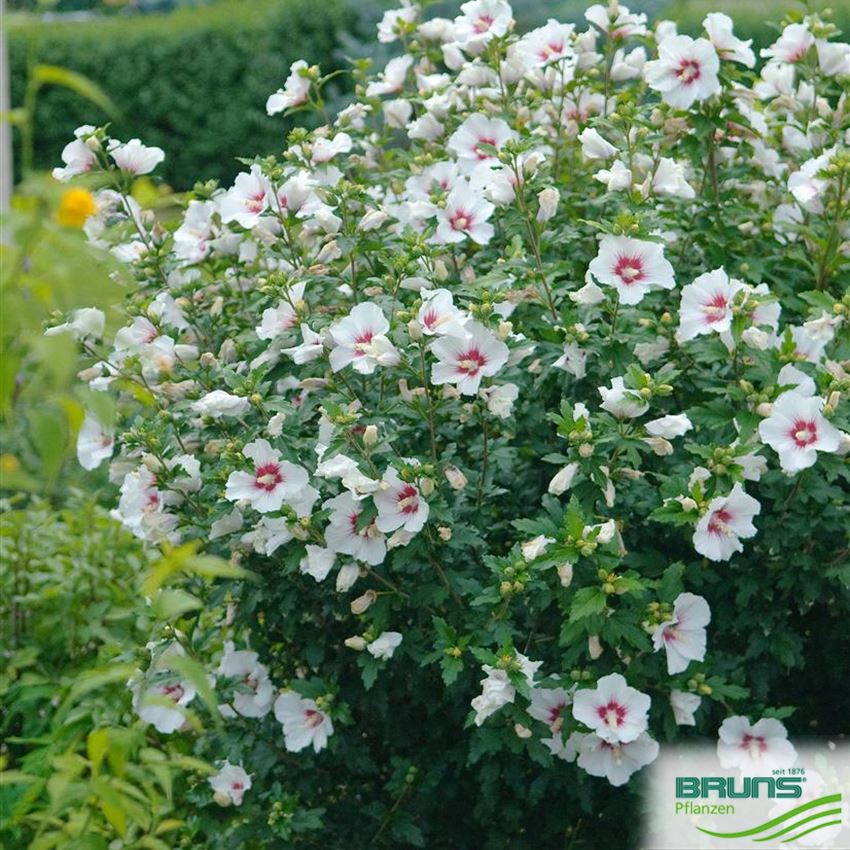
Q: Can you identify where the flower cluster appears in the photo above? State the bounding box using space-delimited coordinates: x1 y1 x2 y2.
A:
49 0 849 823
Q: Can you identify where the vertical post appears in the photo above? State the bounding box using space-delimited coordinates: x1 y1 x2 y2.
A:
0 0 13 211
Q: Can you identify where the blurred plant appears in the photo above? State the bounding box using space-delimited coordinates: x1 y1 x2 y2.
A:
0 500 238 849
0 175 127 496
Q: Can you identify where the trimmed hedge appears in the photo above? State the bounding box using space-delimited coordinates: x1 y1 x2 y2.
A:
9 0 356 189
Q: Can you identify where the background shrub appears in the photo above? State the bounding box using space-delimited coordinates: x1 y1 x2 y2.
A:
8 0 356 189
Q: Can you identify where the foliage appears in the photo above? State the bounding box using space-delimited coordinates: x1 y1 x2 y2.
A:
0 500 256 849
14 1 850 848
0 175 132 495
7 0 356 189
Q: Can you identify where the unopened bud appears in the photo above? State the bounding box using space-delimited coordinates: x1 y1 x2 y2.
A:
444 465 467 490
363 424 378 446
344 636 368 651
317 240 341 263
350 590 377 615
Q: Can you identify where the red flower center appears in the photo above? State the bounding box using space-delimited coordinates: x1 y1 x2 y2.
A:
473 15 494 33
676 59 702 84
702 291 729 322
740 734 767 752
540 42 565 60
254 462 283 492
614 255 645 284
596 700 627 726
707 507 732 535
353 330 375 355
473 136 498 160
161 683 184 703
789 419 817 447
397 484 420 515
456 347 487 376
304 709 324 728
450 209 473 231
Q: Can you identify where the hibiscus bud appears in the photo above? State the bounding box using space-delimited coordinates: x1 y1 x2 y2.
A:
200 352 217 368
497 321 513 340
444 465 468 490
359 209 388 231
291 524 310 541
417 476 433 496
438 525 452 541
363 425 378 446
644 436 673 456
698 684 713 695
143 454 163 473
211 296 224 317
499 580 513 596
213 791 233 807
557 562 574 587
433 259 449 280
460 265 475 284
344 636 368 651
350 590 377 615
317 240 341 263
523 151 544 173
407 319 423 340
827 391 841 410
527 359 542 374
219 339 237 363
536 187 560 222
548 463 578 495
602 582 616 594
267 412 286 437
588 635 603 660
514 723 532 739
578 442 594 458
756 402 773 417
77 365 103 381
679 496 698 512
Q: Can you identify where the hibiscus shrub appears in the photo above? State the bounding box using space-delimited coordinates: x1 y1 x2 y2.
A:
30 0 850 847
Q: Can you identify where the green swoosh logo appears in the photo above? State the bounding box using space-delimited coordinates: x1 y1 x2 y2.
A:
696 794 842 840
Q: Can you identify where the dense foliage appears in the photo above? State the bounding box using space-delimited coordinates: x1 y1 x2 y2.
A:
8 0 354 188
4 0 850 847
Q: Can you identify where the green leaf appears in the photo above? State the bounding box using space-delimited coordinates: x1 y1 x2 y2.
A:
0 770 40 785
31 65 121 120
568 587 606 623
150 588 202 620
166 653 222 729
659 562 685 601
87 729 109 775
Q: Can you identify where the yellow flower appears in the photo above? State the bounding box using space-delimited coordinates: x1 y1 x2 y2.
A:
0 454 21 474
57 188 97 228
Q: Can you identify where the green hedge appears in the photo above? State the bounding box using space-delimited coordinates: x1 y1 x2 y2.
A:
9 0 356 189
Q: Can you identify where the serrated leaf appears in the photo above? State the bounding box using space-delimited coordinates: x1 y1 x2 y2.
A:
568 587 606 623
